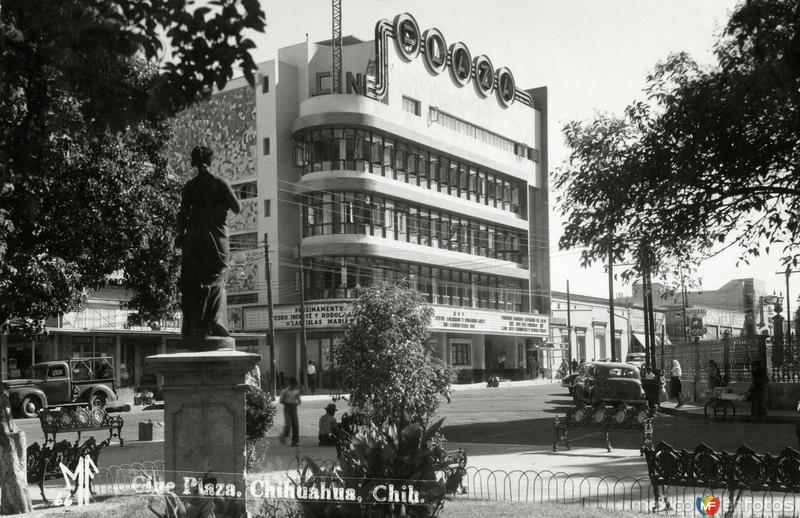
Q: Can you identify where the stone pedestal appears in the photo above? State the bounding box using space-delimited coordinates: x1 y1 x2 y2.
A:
145 350 260 488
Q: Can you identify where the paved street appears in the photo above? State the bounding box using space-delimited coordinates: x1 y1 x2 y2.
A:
14 381 797 460
13 380 799 507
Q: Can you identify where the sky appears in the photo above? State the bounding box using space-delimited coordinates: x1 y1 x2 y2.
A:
249 0 798 302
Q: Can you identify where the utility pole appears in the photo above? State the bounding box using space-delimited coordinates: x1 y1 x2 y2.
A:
298 245 309 392
642 271 651 370
785 266 792 351
608 240 617 362
566 280 573 365
680 266 688 343
264 234 276 398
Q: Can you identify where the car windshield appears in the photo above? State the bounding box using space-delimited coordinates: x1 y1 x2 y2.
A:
607 367 638 378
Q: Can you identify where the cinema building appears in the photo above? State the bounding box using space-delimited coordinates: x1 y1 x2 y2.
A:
165 13 552 384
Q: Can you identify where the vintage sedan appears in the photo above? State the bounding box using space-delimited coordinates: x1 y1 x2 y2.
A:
572 361 645 407
561 372 578 395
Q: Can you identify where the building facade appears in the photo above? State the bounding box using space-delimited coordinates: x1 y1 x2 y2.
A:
550 292 668 366
165 13 551 384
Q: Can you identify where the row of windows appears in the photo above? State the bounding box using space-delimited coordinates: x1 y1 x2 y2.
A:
303 192 529 266
432 109 518 155
303 255 528 312
294 127 525 216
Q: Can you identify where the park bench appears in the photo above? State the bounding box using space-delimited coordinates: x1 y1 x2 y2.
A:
642 441 800 514
552 405 655 452
39 407 124 447
26 436 111 502
441 447 468 495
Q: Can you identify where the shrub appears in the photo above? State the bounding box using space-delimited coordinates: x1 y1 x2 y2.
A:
332 282 456 427
296 418 449 518
246 386 276 442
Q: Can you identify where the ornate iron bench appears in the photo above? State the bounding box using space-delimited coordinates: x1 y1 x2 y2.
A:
553 404 655 452
441 448 468 495
39 407 124 447
642 441 800 514
26 436 111 502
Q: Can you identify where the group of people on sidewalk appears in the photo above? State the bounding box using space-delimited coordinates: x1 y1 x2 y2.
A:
646 357 771 419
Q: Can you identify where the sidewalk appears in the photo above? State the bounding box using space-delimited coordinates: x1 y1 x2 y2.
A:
659 400 799 423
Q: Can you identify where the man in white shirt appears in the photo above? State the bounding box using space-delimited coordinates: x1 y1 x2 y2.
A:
307 361 317 395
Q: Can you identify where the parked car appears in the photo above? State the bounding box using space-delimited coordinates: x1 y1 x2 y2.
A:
572 361 645 407
625 352 646 369
6 358 117 418
561 373 579 395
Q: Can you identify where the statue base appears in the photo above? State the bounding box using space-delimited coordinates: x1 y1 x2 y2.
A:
182 335 236 352
145 350 260 489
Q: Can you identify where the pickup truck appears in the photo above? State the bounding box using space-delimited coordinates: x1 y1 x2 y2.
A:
6 358 118 418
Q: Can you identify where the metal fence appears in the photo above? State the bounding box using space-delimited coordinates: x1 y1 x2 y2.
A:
454 467 799 517
76 460 800 517
663 336 768 384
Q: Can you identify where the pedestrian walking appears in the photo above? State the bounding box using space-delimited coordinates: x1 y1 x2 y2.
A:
670 359 683 408
279 378 302 446
558 359 569 379
570 358 578 374
307 361 317 395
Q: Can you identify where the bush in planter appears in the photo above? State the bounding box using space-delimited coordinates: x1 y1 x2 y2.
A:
296 417 449 518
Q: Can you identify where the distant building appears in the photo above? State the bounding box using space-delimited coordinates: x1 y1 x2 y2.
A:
550 292 668 365
626 278 764 341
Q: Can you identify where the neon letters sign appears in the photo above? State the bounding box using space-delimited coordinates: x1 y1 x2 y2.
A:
373 13 531 108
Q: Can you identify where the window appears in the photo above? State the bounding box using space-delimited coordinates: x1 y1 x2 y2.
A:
262 75 269 93
451 342 471 366
402 96 421 116
264 199 271 217
232 181 257 200
230 232 258 251
263 137 270 155
48 366 66 378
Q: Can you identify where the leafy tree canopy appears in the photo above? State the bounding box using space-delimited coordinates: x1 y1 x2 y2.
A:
0 0 265 333
554 0 800 288
332 282 456 427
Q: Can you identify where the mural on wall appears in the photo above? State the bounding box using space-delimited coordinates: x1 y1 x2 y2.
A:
229 199 258 232
167 86 257 185
228 250 259 293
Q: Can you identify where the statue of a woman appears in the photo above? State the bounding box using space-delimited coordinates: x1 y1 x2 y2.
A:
175 146 242 345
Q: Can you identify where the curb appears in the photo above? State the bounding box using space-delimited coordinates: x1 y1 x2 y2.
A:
660 405 798 424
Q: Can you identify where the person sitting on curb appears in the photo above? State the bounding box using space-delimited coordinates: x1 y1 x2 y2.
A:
318 403 340 446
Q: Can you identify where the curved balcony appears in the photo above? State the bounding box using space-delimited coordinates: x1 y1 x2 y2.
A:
292 94 536 183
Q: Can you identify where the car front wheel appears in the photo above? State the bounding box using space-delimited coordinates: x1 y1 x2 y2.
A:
20 396 42 418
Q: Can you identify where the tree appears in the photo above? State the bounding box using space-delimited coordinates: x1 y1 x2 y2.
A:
0 0 266 332
554 0 800 283
332 282 456 427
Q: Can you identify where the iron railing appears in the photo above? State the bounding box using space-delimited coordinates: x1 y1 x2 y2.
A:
49 459 800 517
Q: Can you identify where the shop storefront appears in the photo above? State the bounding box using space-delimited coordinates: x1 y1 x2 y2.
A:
243 301 549 384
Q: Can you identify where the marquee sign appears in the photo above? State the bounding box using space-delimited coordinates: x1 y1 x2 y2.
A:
243 303 548 337
372 13 533 109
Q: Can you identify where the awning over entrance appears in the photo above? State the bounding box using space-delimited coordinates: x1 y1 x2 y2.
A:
631 333 672 349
